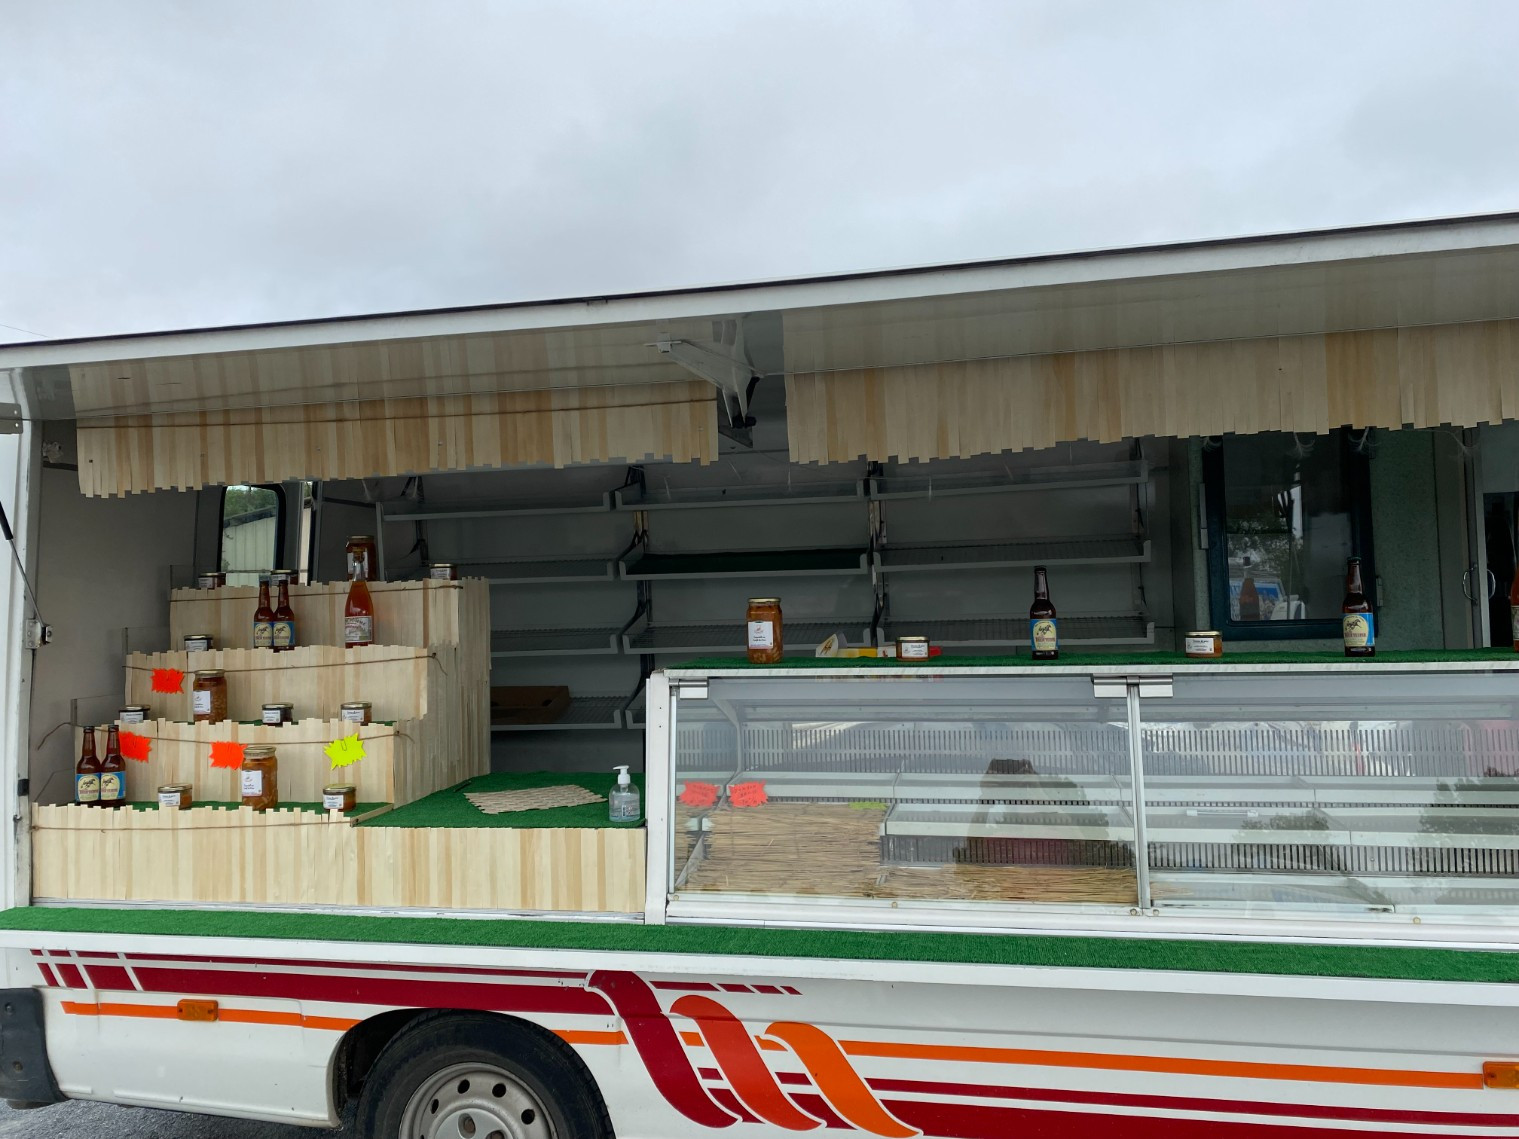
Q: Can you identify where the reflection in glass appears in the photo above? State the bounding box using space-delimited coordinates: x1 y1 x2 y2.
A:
220 484 280 587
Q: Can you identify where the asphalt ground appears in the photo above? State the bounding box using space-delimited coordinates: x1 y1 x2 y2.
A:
0 1099 328 1137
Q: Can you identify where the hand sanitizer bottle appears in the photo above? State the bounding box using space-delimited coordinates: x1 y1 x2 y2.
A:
609 765 641 822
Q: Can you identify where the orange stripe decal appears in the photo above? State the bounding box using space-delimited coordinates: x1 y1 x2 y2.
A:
61 1001 357 1033
766 1022 918 1138
555 1030 629 1046
839 1039 1482 1091
680 1029 705 1047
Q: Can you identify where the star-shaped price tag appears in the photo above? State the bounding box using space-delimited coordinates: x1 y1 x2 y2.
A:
209 741 246 769
325 734 367 770
678 781 719 808
119 731 151 763
151 668 185 694
729 781 768 808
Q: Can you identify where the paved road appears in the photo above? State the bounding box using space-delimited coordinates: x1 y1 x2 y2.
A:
0 1099 331 1137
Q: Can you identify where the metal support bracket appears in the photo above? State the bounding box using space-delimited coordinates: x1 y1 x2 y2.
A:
0 404 20 435
653 318 760 447
1091 674 1173 700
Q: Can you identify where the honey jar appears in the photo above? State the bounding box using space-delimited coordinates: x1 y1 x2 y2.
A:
428 563 458 581
191 670 228 724
1184 630 1224 659
340 701 372 725
183 633 214 652
261 702 294 726
322 784 357 813
157 783 193 811
196 571 225 590
746 598 783 664
118 705 150 725
240 745 278 811
896 635 930 661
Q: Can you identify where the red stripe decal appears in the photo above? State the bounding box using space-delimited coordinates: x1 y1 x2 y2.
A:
869 1076 1519 1127
653 981 720 992
719 984 752 993
673 995 823 1132
80 965 134 993
792 1091 872 1132
754 985 786 995
35 963 58 988
54 963 84 989
765 1021 917 1138
707 1086 761 1125
587 970 737 1130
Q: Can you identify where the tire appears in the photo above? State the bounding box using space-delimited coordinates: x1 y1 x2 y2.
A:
355 1013 612 1139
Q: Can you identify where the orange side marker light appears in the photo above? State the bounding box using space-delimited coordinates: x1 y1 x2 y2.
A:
1484 1062 1519 1089
177 1000 219 1023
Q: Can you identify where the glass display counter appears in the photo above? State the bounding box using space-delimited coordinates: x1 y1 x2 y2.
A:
658 661 1519 925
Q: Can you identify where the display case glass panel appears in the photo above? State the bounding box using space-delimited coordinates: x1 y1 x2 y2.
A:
670 675 1137 910
1139 672 1519 914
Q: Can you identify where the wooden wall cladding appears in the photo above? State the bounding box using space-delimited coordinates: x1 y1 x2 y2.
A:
785 319 1519 463
32 805 646 913
76 382 718 497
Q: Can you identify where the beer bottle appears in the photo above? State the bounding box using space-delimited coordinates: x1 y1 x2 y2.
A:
1029 566 1058 660
75 727 101 806
344 558 375 649
1238 557 1261 621
1341 557 1374 657
253 574 274 649
1510 569 1519 652
271 570 297 653
99 724 127 808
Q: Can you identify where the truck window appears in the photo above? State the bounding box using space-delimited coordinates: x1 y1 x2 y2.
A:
219 484 285 586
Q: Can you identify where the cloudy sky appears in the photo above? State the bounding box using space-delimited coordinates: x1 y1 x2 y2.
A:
2 0 1516 342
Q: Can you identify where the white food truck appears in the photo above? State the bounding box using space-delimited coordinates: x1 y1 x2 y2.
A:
0 214 1517 1138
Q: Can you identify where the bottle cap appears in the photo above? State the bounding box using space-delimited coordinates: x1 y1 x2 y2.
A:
613 765 631 786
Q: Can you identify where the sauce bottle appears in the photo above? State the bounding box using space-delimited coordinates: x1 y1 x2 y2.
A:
345 559 375 649
1238 557 1261 621
1342 557 1374 657
99 725 127 808
252 574 274 649
75 727 101 806
1029 566 1058 660
1510 570 1519 652
271 570 297 652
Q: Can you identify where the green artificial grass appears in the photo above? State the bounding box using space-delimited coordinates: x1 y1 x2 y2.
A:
359 771 644 830
126 801 386 817
678 648 1519 669
1 905 1515 983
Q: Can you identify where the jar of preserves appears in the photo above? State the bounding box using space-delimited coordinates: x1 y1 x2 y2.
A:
745 598 783 664
118 704 150 725
1183 630 1223 659
261 702 294 726
428 563 458 581
340 701 372 725
346 535 379 583
196 571 226 590
240 746 278 811
322 784 357 813
183 633 214 652
896 635 931 661
157 783 193 811
191 670 228 724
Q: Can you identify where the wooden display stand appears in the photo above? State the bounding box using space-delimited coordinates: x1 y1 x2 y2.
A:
36 577 645 914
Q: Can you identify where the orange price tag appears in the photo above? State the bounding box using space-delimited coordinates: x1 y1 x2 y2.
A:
151 668 185 694
678 781 719 808
729 781 768 808
119 731 151 763
209 741 246 770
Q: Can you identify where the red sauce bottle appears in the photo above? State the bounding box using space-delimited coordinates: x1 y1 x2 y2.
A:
345 560 374 649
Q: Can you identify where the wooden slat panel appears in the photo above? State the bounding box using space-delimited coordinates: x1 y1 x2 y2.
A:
76 381 717 496
786 318 1519 463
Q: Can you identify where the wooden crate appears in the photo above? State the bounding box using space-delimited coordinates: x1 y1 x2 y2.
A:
31 804 646 913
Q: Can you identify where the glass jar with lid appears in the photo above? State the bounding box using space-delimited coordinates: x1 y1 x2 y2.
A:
240 746 278 811
346 536 379 583
191 671 228 723
745 598 783 664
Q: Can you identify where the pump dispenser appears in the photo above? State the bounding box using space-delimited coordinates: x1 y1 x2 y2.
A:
609 765 641 823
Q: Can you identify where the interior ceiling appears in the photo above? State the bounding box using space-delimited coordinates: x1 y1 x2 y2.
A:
7 216 1519 422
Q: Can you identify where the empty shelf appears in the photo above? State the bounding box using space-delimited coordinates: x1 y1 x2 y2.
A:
878 614 1156 648
876 537 1150 574
624 619 874 655
386 491 614 520
620 548 868 580
491 695 627 732
870 460 1149 500
617 480 864 510
490 627 623 657
469 558 617 585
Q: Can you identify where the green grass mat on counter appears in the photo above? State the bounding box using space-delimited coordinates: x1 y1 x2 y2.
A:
358 771 644 830
678 649 1519 669
1 906 1515 983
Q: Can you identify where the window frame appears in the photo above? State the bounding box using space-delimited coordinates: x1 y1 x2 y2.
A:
1203 430 1377 641
218 482 288 579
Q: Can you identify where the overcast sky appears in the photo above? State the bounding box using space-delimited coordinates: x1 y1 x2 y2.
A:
2 0 1517 342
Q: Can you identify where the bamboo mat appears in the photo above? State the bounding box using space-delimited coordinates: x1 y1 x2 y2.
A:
677 803 1137 905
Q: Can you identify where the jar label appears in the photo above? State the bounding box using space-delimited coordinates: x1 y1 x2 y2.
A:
241 770 264 796
1184 635 1217 655
75 774 100 803
344 616 374 646
340 707 367 723
1030 618 1058 653
322 792 347 811
747 620 775 650
271 620 296 649
119 709 146 724
253 621 273 649
1343 613 1375 649
99 772 124 802
157 790 182 809
428 566 454 580
899 641 930 659
261 708 284 725
192 690 212 715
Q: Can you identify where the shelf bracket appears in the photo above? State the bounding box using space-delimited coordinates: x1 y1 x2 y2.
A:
653 319 760 447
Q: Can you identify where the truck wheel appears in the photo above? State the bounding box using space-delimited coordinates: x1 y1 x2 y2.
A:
356 1013 611 1139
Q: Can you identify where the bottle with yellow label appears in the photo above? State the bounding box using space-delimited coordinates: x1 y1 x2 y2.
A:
75 727 101 806
1029 566 1058 660
1342 557 1374 657
99 724 127 808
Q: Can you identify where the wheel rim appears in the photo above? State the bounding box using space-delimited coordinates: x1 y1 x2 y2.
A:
399 1060 556 1139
